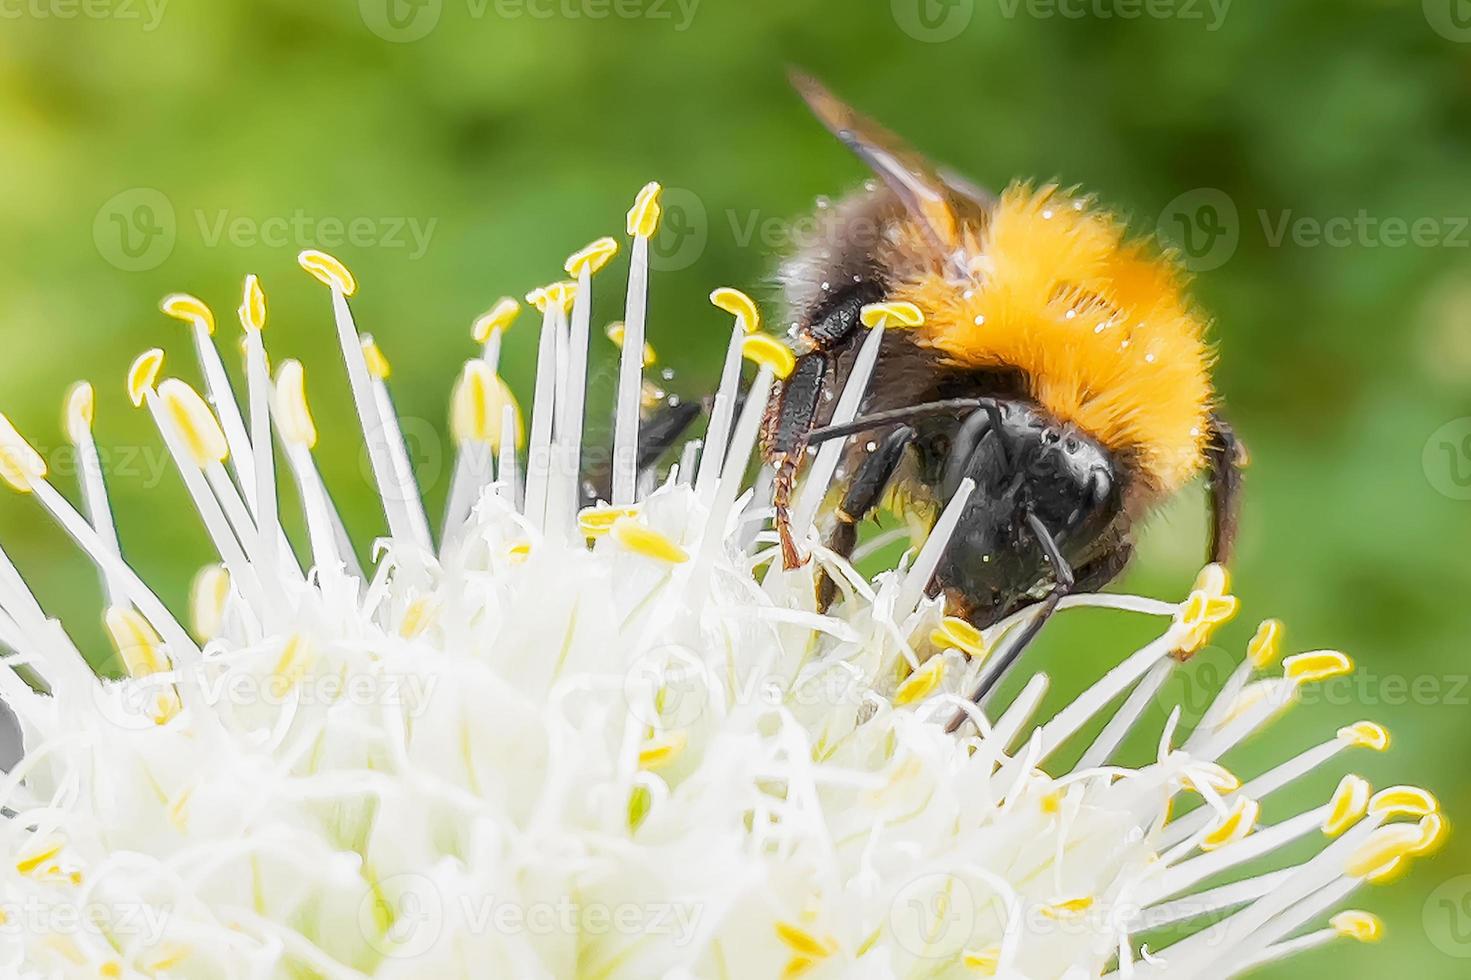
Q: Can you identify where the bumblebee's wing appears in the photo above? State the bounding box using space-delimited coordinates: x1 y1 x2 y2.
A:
789 70 990 255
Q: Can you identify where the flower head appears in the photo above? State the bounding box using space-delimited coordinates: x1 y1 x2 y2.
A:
0 186 1438 979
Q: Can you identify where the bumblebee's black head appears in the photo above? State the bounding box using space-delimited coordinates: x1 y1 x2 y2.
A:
929 400 1125 625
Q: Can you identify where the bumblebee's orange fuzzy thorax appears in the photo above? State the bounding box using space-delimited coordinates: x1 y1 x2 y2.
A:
898 183 1215 494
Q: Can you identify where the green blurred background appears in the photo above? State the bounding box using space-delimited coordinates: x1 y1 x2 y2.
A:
1 0 1470 975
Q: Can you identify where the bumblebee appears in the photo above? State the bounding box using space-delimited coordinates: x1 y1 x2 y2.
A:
763 73 1245 709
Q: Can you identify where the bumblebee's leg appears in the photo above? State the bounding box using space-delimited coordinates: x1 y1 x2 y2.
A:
1205 414 1246 565
807 398 1000 447
944 511 1074 735
816 425 916 611
771 354 830 569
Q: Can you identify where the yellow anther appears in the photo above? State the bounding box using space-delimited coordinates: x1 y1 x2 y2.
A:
158 379 229 467
104 606 169 678
1410 812 1449 856
1337 721 1390 751
472 297 521 344
274 360 318 449
894 655 947 706
271 634 312 691
1331 910 1383 943
15 836 65 876
1283 650 1354 684
860 301 925 330
237 274 267 332
159 292 216 334
361 336 391 380
1200 797 1259 851
1247 618 1283 669
1345 823 1425 879
1368 785 1439 819
578 504 641 539
1365 857 1408 884
399 598 436 639
638 731 687 770
962 945 1001 975
0 414 46 494
611 517 688 564
62 382 95 446
710 287 761 333
626 181 663 239
1323 775 1371 837
1174 567 1239 656
296 249 358 297
143 947 191 972
930 616 987 660
189 564 231 642
742 333 797 380
781 956 818 980
451 361 524 450
166 786 192 833
1182 762 1241 795
526 280 578 315
565 236 620 277
774 921 837 959
507 541 532 563
1193 562 1230 594
605 321 656 366
127 348 165 407
1040 896 1095 919
100 961 123 979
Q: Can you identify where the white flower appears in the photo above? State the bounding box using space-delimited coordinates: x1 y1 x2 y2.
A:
0 187 1442 979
